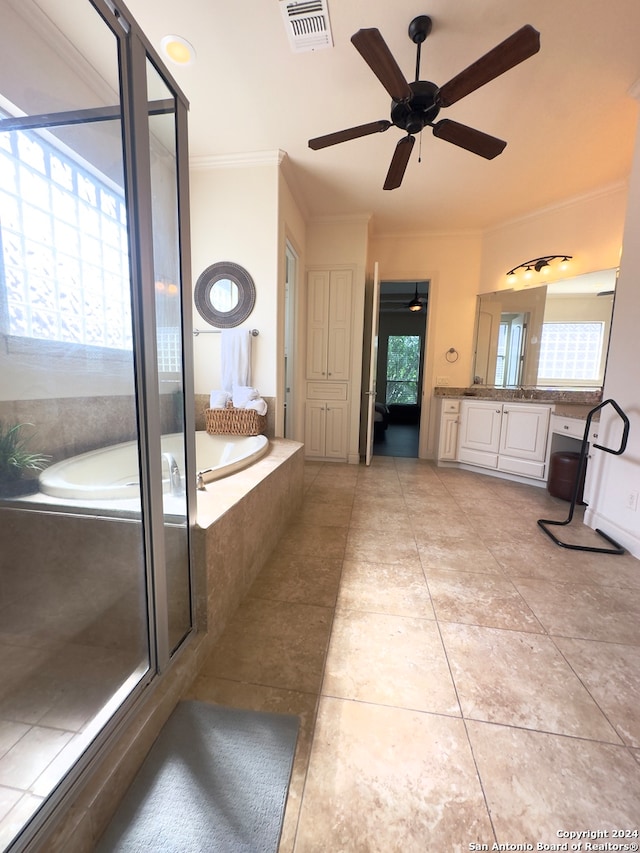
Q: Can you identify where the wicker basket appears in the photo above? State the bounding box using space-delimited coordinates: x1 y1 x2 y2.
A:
205 404 267 436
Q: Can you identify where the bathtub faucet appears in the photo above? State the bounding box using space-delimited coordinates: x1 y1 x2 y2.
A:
162 452 183 496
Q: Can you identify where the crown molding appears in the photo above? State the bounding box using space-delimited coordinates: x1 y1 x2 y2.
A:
484 179 629 235
189 149 286 171
308 214 372 226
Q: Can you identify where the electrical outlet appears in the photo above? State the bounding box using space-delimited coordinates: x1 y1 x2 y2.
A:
626 490 639 511
436 376 450 386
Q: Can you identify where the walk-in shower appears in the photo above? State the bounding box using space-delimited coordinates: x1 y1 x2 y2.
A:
0 0 194 848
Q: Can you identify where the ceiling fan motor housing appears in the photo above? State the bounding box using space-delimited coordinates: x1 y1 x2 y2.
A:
390 80 441 135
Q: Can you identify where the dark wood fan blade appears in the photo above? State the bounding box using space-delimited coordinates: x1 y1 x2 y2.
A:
438 25 540 108
351 29 412 102
432 119 507 159
383 136 415 190
308 120 391 150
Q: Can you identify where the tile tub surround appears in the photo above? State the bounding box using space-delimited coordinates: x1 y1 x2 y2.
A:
185 457 640 852
1 438 303 852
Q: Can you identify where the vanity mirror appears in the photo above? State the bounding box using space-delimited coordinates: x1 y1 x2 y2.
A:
194 261 256 328
473 268 617 389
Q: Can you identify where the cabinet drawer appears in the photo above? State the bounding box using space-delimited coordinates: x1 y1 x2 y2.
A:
442 399 460 413
306 381 348 401
551 415 586 440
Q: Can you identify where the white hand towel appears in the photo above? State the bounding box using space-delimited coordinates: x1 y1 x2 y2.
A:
245 398 267 416
232 385 259 408
221 329 251 393
209 390 230 409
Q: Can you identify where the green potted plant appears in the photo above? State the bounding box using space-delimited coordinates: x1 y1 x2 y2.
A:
0 421 50 498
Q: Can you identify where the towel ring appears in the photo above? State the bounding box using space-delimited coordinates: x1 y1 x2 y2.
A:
445 347 459 363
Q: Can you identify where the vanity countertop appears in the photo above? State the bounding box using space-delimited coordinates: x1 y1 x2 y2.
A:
433 387 602 407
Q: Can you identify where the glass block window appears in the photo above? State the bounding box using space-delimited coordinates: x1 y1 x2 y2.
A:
0 118 132 351
386 335 420 404
538 322 604 381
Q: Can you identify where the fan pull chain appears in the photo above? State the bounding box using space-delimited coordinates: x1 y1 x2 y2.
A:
418 131 422 164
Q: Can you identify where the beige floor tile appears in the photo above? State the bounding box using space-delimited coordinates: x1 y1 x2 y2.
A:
337 559 435 619
323 610 459 715
425 568 543 632
555 636 640 747
198 597 333 694
466 720 640 846
440 622 622 741
277 522 349 560
0 794 43 852
249 553 343 608
294 697 493 853
344 526 419 565
514 577 640 643
348 504 414 534
293 498 352 527
417 535 504 574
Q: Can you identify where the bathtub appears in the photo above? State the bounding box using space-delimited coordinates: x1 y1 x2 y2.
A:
38 431 269 501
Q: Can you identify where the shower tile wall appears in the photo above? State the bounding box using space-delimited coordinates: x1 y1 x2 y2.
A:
0 395 181 466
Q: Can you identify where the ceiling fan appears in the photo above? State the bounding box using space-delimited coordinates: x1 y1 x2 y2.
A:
308 15 540 190
406 283 426 312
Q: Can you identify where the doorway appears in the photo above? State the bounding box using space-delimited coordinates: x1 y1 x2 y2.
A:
283 242 298 438
373 281 429 458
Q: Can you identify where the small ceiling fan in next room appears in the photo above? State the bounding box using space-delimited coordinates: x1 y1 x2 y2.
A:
308 14 540 190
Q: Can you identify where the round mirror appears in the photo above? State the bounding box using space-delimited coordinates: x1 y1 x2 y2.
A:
194 262 256 328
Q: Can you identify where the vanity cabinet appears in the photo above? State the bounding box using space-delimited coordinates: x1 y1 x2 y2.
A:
304 269 353 461
457 400 551 479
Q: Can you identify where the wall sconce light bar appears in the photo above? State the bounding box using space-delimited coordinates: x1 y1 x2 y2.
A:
506 255 573 283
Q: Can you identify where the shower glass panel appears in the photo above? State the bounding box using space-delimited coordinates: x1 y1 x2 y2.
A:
0 0 154 847
146 59 192 653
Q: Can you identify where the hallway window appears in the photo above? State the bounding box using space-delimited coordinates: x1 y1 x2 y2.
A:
386 335 420 404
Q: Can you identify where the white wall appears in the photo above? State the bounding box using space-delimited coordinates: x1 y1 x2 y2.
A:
585 110 640 557
479 184 628 293
369 231 484 457
189 159 279 398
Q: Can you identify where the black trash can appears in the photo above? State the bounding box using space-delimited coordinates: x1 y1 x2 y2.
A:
547 451 585 503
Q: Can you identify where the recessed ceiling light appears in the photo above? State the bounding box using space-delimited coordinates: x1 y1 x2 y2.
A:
160 35 196 66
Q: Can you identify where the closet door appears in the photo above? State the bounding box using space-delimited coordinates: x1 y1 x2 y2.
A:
326 269 352 381
306 270 330 379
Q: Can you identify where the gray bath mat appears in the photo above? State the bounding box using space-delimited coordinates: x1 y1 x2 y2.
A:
97 700 299 853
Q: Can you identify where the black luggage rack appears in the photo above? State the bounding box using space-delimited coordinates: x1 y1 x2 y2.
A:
537 399 630 554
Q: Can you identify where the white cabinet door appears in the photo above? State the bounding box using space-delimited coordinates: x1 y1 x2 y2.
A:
304 401 326 458
304 400 349 460
326 269 352 381
324 402 349 460
306 271 330 380
438 413 459 461
457 401 502 468
305 269 352 381
500 405 550 462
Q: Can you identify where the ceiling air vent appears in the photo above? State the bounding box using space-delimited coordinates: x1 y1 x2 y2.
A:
279 0 333 53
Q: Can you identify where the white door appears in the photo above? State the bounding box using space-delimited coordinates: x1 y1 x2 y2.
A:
365 262 380 466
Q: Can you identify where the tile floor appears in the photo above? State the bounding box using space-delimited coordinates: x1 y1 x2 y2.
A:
185 456 640 853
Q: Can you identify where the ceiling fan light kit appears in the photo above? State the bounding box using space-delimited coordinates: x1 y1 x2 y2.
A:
308 14 540 190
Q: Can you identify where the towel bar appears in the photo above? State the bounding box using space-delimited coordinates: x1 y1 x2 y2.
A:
193 328 259 336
